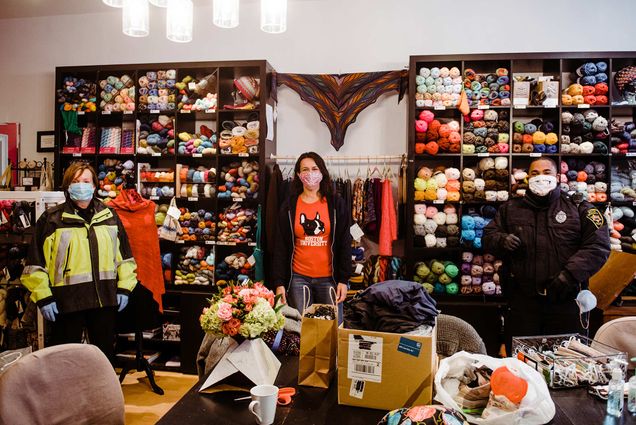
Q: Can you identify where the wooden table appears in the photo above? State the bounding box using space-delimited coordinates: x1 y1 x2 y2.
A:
158 356 635 425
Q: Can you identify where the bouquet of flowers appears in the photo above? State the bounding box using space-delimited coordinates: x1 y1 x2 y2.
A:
200 280 285 339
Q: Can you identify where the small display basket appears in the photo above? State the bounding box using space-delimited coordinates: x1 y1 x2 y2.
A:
512 333 627 389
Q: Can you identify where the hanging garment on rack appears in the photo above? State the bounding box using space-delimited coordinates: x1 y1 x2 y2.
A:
379 179 397 256
109 189 164 312
275 71 408 150
362 178 377 234
352 178 365 224
265 164 283 287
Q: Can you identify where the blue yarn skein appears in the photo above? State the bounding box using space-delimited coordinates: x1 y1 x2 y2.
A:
461 229 476 241
595 62 608 73
473 216 486 230
461 215 476 230
473 238 482 249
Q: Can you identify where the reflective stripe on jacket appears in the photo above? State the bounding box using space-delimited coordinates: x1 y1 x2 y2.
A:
21 199 137 314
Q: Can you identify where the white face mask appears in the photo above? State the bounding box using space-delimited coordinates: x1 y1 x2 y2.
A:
528 175 557 196
576 289 597 330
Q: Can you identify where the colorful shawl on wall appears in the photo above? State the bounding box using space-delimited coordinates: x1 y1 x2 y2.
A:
274 70 408 151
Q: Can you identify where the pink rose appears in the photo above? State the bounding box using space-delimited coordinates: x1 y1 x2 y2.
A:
216 302 233 322
223 294 235 304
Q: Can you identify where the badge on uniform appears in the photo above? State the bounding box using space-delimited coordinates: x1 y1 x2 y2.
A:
555 210 567 223
586 208 604 229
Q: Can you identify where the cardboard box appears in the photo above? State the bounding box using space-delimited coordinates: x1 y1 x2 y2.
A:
337 323 437 410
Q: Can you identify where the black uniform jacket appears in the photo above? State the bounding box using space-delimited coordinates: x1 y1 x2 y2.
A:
483 187 610 298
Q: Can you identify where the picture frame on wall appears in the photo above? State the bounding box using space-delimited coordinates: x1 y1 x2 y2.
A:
37 131 55 153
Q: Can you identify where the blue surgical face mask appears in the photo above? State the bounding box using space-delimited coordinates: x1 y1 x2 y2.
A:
68 182 94 202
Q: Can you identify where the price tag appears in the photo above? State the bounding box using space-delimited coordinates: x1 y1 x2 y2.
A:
350 223 365 242
626 152 636 157
478 104 490 110
434 105 445 110
247 255 256 266
73 153 82 157
78 111 85 115
544 103 557 109
577 104 590 109
192 153 202 158
248 242 256 247
14 186 25 191
176 240 185 244
205 240 215 245
150 196 160 200
238 153 249 157
188 197 198 201
234 198 244 202
529 153 542 157
355 263 364 274
150 109 160 114
167 206 181 219
205 109 215 114
477 153 490 157
181 110 191 114
188 82 197 91
433 200 444 204
23 177 33 186
124 110 133 115
513 104 527 109
101 111 111 115
152 153 161 157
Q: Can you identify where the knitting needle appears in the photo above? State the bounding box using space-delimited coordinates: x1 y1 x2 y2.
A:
234 396 251 401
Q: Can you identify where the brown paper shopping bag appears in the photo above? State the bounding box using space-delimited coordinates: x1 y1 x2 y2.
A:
298 286 338 388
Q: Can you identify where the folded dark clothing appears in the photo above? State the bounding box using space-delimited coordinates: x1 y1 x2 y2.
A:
344 280 438 333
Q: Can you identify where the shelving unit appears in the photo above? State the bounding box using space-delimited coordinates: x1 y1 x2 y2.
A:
408 52 636 354
54 60 276 373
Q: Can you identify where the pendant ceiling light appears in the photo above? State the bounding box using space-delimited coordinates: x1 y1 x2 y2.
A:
261 0 287 34
103 0 124 7
213 0 239 29
166 0 193 43
149 0 168 7
122 0 149 37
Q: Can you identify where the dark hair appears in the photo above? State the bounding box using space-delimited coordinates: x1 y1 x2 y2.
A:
529 157 558 174
292 152 333 199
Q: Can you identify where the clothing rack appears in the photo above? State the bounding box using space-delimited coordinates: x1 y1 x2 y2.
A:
270 154 405 163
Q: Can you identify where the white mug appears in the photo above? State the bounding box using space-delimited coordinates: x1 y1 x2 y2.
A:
248 385 278 425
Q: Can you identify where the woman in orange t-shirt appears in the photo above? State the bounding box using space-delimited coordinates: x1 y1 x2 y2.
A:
272 152 352 311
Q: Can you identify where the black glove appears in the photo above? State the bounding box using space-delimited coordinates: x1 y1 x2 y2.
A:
503 234 521 251
547 272 579 304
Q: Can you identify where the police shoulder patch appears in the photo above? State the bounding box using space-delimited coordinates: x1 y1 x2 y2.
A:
586 208 604 229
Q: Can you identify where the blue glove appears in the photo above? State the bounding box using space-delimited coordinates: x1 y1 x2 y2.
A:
40 302 59 322
117 294 129 312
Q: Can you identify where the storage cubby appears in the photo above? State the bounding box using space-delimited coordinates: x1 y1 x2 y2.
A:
408 52 636 326
54 60 275 373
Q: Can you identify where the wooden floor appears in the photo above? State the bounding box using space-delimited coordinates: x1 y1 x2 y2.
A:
121 370 198 424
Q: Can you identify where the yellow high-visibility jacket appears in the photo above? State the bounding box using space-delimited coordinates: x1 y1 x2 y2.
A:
21 199 137 313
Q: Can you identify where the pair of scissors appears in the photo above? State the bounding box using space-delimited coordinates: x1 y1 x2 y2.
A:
277 387 296 406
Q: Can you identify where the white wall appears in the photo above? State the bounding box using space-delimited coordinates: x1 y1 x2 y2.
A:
1 0 635 164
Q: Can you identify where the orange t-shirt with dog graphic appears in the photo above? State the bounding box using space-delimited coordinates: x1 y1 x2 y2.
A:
292 197 332 278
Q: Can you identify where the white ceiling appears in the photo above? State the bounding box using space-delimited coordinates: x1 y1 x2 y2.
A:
0 0 108 19
0 0 317 20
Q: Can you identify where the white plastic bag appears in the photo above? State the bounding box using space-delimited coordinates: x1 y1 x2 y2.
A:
434 351 555 425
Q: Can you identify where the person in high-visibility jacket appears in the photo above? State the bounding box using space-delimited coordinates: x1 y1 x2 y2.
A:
21 162 137 360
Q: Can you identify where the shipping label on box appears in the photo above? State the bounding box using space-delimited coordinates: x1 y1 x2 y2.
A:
347 334 383 383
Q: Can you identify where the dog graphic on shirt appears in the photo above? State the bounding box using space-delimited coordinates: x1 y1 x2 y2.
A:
300 212 325 236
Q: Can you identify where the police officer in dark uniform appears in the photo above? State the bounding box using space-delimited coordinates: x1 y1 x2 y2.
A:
483 158 610 347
